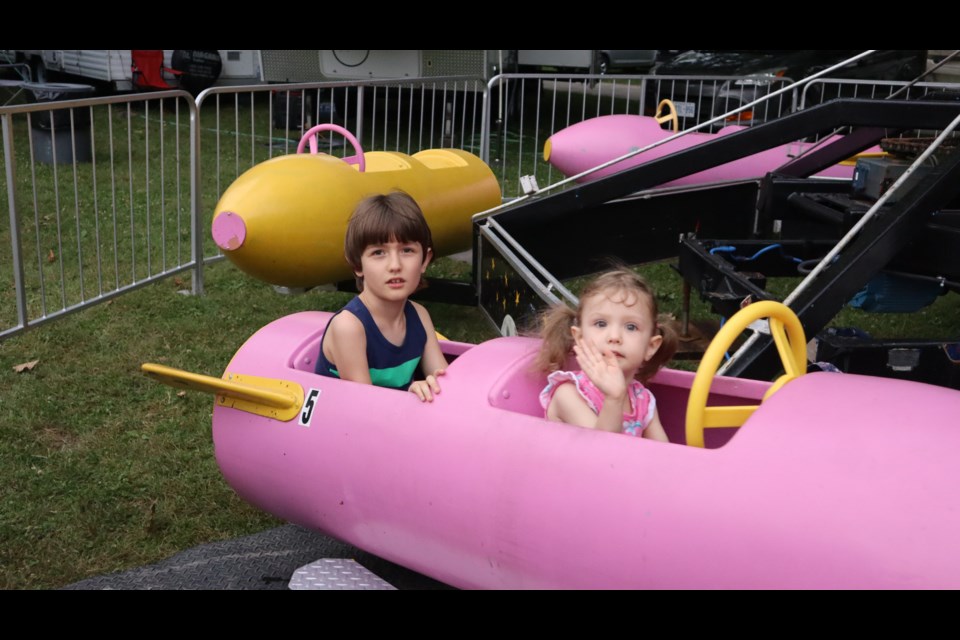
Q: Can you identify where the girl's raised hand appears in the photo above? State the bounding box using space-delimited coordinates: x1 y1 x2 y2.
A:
573 335 627 401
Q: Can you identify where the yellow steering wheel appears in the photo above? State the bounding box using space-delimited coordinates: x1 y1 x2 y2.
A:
655 99 679 132
685 301 807 448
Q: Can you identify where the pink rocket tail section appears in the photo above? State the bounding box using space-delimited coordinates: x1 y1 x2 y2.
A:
545 114 873 187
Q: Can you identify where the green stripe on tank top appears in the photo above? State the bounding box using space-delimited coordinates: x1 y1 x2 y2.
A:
370 356 422 388
330 356 422 389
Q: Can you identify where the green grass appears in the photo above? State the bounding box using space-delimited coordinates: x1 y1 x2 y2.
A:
0 99 195 328
0 257 499 590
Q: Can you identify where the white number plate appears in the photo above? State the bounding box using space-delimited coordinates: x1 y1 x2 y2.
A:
674 101 696 118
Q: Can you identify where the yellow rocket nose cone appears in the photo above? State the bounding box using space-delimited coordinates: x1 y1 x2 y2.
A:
212 211 247 251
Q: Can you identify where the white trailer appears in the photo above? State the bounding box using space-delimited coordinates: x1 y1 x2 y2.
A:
260 50 644 81
8 50 504 91
257 50 505 83
255 50 654 83
5 50 645 93
9 50 261 91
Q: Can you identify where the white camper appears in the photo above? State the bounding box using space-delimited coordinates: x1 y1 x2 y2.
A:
7 50 261 91
3 50 653 93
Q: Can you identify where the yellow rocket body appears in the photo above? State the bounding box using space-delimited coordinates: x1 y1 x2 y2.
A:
211 149 501 288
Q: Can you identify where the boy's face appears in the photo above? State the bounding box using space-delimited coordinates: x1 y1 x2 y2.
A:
356 238 431 301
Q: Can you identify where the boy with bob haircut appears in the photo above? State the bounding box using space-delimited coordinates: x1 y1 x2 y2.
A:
315 191 447 402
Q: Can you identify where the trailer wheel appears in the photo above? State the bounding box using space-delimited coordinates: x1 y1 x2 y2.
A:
28 57 48 83
171 50 223 96
598 53 610 75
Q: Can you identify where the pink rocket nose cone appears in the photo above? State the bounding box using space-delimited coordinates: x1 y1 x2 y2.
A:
212 211 246 251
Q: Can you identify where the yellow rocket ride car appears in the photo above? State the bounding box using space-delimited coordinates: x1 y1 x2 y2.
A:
211 124 501 288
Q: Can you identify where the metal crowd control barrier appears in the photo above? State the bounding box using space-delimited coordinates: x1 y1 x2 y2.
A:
1 90 198 339
800 78 960 140
2 76 488 339
4 70 957 340
801 78 960 109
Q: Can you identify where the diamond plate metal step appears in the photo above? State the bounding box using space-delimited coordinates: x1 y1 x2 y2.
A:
288 558 396 590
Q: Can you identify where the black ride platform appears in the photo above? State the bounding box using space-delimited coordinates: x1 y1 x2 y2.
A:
62 525 450 590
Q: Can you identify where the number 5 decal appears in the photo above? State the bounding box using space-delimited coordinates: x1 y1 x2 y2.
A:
299 389 321 427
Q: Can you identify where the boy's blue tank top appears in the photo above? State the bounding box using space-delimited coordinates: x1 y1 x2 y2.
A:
315 296 426 390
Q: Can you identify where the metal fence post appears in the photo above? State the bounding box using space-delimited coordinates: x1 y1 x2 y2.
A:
2 113 27 332
354 87 364 148
480 76 496 164
190 97 204 295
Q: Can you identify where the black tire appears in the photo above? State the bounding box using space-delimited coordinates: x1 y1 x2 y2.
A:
171 50 223 96
599 53 610 75
28 56 48 83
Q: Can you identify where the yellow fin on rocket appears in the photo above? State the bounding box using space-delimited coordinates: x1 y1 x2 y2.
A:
141 363 304 422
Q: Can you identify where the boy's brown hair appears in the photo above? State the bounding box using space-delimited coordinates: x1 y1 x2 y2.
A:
344 191 433 291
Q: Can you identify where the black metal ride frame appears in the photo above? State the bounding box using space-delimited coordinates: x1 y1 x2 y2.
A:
476 98 960 387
